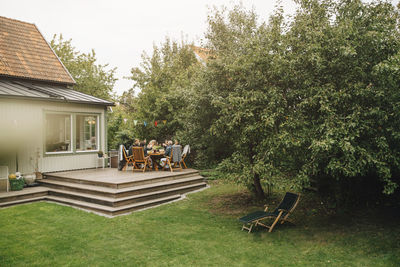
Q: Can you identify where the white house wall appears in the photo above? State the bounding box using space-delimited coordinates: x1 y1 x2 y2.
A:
0 98 107 174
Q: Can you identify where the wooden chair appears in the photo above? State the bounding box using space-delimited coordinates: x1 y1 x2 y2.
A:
239 192 301 233
122 146 134 171
165 145 183 172
181 145 190 169
131 146 150 172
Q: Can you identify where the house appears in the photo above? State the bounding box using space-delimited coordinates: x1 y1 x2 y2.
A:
0 16 114 177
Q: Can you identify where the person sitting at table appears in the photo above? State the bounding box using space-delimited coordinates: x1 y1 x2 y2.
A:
145 140 157 166
127 138 141 156
162 139 169 149
147 140 157 152
160 140 173 168
133 139 140 147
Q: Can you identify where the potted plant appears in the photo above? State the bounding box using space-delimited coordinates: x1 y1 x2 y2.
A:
8 173 24 191
97 151 104 158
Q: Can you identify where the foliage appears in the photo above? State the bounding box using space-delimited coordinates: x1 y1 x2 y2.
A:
50 34 117 101
203 0 400 202
106 104 135 150
124 38 200 142
175 64 235 168
114 0 400 203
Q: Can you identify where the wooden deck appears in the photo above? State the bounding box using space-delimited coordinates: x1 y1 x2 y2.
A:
0 168 208 216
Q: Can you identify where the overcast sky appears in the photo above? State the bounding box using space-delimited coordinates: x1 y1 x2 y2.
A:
1 0 397 95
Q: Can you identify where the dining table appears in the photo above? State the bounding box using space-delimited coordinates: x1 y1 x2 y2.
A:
147 150 165 171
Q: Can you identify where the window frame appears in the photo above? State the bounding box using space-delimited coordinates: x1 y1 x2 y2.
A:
75 114 100 153
43 111 101 157
44 112 73 155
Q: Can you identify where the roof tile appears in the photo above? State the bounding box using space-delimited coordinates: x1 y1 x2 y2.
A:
0 16 75 85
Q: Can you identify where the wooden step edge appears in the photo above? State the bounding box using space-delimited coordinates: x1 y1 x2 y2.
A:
45 195 115 212
39 176 205 194
38 180 116 193
113 195 182 216
45 194 182 213
117 170 201 186
0 196 47 207
119 176 205 192
120 182 207 201
43 175 117 188
43 169 200 187
47 182 207 204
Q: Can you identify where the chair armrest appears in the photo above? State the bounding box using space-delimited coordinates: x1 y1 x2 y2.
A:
278 209 289 213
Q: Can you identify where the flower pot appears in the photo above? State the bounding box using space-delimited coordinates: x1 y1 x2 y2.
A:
24 174 36 185
9 178 24 191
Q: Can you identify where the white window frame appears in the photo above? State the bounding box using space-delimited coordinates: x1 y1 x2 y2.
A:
44 113 73 155
75 114 100 153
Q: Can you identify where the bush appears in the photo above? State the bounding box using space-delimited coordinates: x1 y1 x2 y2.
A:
9 178 24 191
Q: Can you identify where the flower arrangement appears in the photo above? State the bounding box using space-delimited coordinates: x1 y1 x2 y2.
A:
8 172 24 191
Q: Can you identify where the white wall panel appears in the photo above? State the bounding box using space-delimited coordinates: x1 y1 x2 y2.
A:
0 98 106 174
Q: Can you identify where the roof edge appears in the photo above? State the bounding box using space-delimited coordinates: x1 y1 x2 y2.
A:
34 24 76 85
0 94 115 106
0 74 75 86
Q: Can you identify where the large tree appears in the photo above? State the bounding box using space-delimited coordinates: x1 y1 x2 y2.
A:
125 38 199 141
204 0 400 201
50 34 117 101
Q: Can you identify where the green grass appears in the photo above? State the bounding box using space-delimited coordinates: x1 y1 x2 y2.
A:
0 180 399 266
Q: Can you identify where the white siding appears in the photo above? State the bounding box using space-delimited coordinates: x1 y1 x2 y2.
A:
0 98 107 174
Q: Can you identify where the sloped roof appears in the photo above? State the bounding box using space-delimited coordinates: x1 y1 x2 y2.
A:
0 16 75 85
0 80 114 106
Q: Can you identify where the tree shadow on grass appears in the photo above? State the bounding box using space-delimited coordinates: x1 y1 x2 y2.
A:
206 182 400 233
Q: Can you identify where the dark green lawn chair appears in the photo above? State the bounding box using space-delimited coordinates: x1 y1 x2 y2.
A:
239 192 300 233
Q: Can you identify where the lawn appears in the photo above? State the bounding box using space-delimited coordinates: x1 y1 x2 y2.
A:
0 180 399 266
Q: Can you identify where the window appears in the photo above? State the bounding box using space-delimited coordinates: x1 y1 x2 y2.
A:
45 114 72 153
76 115 98 151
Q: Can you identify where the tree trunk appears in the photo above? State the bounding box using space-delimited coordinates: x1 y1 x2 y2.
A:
253 172 265 200
248 143 265 199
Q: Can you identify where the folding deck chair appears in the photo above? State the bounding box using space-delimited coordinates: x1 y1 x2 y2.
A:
164 145 183 172
131 146 150 172
239 192 300 233
181 145 190 169
121 145 134 171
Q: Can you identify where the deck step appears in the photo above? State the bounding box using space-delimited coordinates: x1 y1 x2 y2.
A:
39 176 205 198
48 182 207 207
0 196 46 207
43 169 200 188
1 169 208 216
45 194 182 216
0 187 48 203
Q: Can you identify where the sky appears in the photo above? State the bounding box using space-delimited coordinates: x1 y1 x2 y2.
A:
1 0 397 96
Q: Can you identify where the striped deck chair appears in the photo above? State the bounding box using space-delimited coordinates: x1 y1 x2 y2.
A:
165 145 183 172
239 192 300 233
